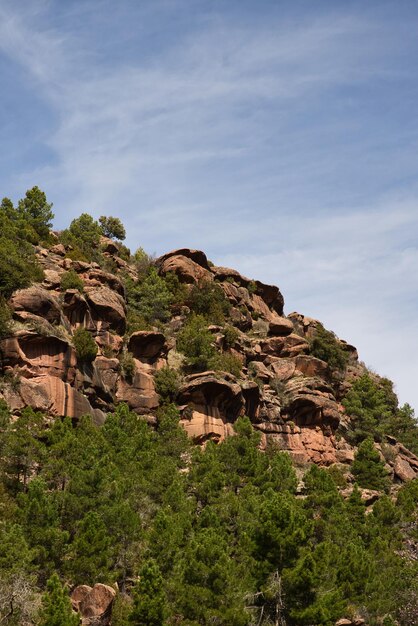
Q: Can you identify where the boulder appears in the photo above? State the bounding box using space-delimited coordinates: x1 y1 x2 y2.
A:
178 373 250 441
283 377 341 428
157 248 211 270
158 254 212 284
85 287 126 334
268 316 294 336
127 331 167 360
260 334 309 358
10 286 61 323
393 455 417 481
17 376 105 423
71 583 116 626
0 332 76 380
116 369 159 413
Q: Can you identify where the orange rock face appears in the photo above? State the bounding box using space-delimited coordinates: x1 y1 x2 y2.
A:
0 242 415 487
71 583 116 625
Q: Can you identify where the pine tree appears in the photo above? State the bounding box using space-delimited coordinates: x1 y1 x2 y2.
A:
352 438 389 491
38 573 79 626
129 560 167 626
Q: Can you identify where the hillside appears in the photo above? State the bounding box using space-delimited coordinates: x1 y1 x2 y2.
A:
0 189 417 626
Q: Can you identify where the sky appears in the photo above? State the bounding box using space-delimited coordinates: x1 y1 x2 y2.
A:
0 0 417 410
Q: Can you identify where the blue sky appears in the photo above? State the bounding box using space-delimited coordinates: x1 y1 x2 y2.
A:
0 0 417 410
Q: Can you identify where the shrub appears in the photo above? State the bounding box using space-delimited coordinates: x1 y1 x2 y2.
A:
133 247 154 277
223 325 239 348
310 323 348 372
119 351 136 381
176 314 216 371
73 328 98 363
98 215 126 241
60 213 102 262
60 270 84 292
210 352 242 377
352 438 389 491
0 298 11 338
17 186 54 243
127 268 172 324
154 367 180 402
247 280 257 294
187 280 230 324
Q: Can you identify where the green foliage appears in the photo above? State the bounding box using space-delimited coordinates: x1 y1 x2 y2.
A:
0 297 11 338
126 267 172 324
0 198 44 297
211 351 242 377
187 280 230 324
130 560 167 626
310 323 348 372
223 324 239 348
73 328 98 363
342 373 418 452
154 367 180 402
17 186 54 242
60 270 84 293
133 247 154 277
38 573 79 626
247 280 257 294
119 351 136 381
176 314 216 370
99 215 126 240
60 213 102 262
352 438 389 491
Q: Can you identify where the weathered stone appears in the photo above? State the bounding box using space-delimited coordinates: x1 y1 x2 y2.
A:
157 248 211 270
268 316 294 336
85 287 126 334
393 455 417 481
71 583 116 626
17 376 105 423
158 254 212 284
116 370 159 413
260 334 309 358
10 286 61 323
128 331 167 360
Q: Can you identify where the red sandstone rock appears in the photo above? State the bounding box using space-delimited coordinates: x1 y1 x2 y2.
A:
128 331 167 360
71 583 116 625
10 286 61 323
159 254 213 284
85 287 126 333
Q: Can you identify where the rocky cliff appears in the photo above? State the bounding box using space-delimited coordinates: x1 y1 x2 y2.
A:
1 239 417 488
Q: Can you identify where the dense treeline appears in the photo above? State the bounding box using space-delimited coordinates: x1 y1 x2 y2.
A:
0 401 417 625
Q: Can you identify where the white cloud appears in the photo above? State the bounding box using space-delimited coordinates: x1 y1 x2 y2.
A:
0 1 417 410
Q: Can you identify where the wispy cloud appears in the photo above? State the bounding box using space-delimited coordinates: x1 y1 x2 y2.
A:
0 0 417 409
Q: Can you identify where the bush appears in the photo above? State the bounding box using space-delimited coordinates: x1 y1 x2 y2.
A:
0 298 11 338
98 215 126 241
154 367 181 402
187 280 230 324
223 325 239 348
60 213 102 262
60 270 84 292
119 351 136 381
133 247 154 278
352 438 389 491
310 323 348 372
127 268 172 324
73 328 98 363
176 315 216 371
17 186 54 243
210 352 242 377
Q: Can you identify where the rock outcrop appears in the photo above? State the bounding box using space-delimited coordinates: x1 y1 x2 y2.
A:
71 583 116 625
0 244 416 486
